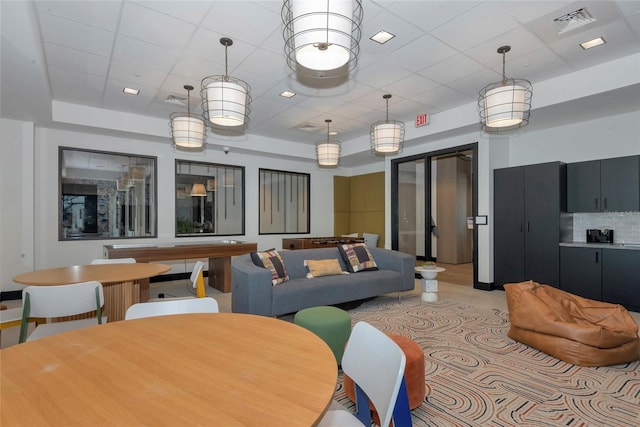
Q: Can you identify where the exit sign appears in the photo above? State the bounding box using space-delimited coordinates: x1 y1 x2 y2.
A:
415 113 430 127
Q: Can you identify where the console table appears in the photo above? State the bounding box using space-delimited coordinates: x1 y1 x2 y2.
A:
103 241 257 293
283 236 364 250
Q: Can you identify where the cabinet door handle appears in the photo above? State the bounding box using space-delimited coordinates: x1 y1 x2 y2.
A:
604 198 607 210
519 222 523 233
595 198 598 210
527 222 530 233
595 252 599 263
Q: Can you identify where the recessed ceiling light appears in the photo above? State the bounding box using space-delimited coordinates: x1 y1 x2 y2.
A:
123 87 140 95
370 30 395 44
580 37 606 50
280 90 296 98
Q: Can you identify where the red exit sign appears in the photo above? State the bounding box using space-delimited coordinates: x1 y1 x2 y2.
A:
415 113 430 127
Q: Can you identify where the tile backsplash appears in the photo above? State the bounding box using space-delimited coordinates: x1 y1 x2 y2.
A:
572 212 640 243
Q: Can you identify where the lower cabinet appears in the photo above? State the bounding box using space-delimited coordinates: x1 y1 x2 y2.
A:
560 247 601 300
602 249 640 312
560 246 640 312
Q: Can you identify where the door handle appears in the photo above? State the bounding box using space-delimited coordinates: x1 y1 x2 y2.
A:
595 251 599 263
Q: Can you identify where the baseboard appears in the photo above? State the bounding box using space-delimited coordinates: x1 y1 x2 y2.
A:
475 282 495 291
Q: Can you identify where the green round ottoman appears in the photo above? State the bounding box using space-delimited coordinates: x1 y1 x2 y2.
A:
294 306 352 365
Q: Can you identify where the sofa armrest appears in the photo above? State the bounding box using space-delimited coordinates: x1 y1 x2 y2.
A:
369 247 415 291
231 254 274 316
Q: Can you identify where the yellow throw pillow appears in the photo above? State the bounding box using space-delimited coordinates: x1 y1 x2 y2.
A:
304 259 348 278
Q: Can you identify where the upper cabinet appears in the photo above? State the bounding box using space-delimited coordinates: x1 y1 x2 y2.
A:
567 155 640 212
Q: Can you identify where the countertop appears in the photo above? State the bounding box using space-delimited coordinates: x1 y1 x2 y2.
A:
560 242 640 250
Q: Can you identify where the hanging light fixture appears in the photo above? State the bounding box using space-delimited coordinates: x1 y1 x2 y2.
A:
170 85 206 150
201 38 251 130
316 119 341 167
478 45 532 131
190 183 207 197
370 94 405 154
282 0 363 75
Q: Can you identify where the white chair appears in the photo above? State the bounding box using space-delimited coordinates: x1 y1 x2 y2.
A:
363 232 379 248
90 258 136 264
19 281 105 343
318 321 412 427
124 297 219 320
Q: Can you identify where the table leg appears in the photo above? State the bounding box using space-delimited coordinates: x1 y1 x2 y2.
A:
102 280 141 322
208 257 231 293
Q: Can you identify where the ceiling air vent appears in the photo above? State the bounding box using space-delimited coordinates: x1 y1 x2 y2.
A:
553 8 597 35
297 124 318 132
165 94 187 106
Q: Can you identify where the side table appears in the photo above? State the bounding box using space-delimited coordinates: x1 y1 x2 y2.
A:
415 267 445 302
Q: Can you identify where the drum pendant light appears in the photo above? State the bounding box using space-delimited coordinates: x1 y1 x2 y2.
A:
370 94 405 154
316 119 341 167
169 85 206 150
201 38 251 131
478 45 532 132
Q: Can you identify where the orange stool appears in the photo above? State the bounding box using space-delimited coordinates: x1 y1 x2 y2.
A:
344 334 425 421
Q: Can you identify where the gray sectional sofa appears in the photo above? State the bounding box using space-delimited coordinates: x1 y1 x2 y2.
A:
231 246 415 317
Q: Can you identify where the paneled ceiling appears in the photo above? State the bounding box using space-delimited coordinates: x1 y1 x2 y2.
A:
2 1 639 166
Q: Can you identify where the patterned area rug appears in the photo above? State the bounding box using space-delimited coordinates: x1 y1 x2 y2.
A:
333 294 640 427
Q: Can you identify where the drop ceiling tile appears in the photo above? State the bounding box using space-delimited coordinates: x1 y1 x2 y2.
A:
35 0 122 31
109 59 169 88
355 59 413 89
446 68 502 99
376 73 440 100
184 27 255 67
386 1 481 32
502 47 571 84
430 2 520 51
170 53 221 81
112 35 180 71
360 10 425 56
132 1 214 25
48 65 106 90
200 1 280 46
50 82 104 107
419 54 485 84
248 97 297 124
384 34 458 72
118 2 196 51
38 12 116 57
43 43 110 76
494 1 574 24
464 26 547 68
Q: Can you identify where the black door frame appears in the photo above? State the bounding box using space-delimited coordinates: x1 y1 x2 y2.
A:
391 142 480 289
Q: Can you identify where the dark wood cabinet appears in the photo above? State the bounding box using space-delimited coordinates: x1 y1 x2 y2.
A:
602 249 640 312
567 156 640 212
494 162 565 289
560 246 602 300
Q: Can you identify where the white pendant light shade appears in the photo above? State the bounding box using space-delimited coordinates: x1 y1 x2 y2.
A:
203 80 249 127
170 115 206 148
481 83 528 128
316 141 341 166
169 84 206 150
370 94 405 155
372 123 403 153
201 38 251 131
478 46 532 132
316 119 341 167
283 0 363 74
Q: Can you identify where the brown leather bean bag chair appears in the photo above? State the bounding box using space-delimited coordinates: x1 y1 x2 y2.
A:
504 281 640 367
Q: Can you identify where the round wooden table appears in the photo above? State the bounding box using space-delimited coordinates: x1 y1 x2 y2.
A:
1 313 338 426
13 263 171 321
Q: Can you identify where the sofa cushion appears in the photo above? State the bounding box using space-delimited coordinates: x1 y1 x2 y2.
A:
250 249 289 286
304 259 347 278
338 243 378 273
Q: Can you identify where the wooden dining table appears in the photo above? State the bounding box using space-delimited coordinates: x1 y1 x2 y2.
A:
12 263 171 321
1 313 338 426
